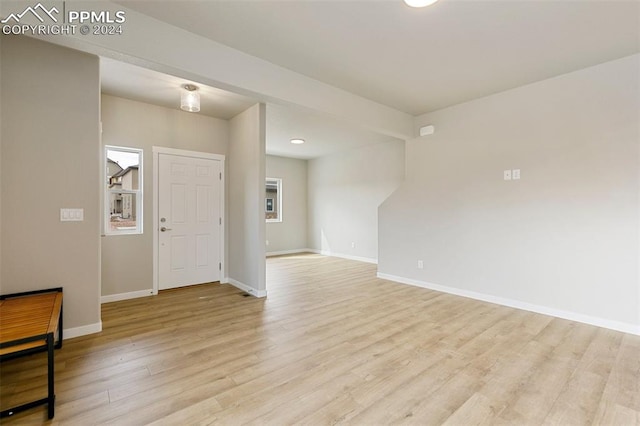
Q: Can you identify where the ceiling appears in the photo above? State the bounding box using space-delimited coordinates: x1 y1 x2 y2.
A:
100 58 399 159
103 0 639 159
101 58 256 120
116 0 639 116
266 104 400 160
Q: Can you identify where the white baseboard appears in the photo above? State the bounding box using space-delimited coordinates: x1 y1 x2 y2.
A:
101 289 153 304
226 278 267 298
64 321 102 340
266 249 312 257
377 272 640 336
307 249 377 265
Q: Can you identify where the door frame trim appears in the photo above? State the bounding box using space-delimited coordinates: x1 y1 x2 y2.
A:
152 146 226 295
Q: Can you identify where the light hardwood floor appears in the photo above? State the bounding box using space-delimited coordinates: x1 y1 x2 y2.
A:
1 253 639 425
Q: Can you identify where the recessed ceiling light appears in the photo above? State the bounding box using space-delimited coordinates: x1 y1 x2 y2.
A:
404 0 439 7
290 138 305 145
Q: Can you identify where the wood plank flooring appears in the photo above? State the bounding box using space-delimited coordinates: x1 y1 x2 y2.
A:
1 253 639 425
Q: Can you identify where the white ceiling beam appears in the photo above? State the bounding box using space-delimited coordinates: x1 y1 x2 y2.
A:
3 1 414 139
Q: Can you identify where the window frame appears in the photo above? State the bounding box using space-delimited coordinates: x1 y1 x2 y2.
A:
104 145 144 236
265 177 282 223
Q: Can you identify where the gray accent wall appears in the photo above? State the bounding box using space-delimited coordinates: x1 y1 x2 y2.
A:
1 35 101 331
266 155 308 254
308 141 405 262
100 95 229 297
379 54 640 331
228 103 267 294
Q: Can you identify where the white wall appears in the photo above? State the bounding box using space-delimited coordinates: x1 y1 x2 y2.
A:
266 155 308 255
308 141 405 263
228 103 267 296
100 95 229 298
380 54 640 334
1 35 101 335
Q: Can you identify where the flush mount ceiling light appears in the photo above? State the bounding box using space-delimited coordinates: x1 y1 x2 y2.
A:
180 84 200 112
290 138 305 145
404 0 439 7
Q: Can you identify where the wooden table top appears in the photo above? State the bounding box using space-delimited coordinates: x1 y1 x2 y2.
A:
0 292 63 356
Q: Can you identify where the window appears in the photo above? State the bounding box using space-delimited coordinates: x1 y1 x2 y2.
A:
265 178 282 222
105 146 143 235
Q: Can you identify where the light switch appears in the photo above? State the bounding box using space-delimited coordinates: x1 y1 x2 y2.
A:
60 208 84 222
503 170 512 181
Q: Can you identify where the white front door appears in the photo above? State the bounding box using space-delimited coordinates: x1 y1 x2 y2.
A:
158 153 221 290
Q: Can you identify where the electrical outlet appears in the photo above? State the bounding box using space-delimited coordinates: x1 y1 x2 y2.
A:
266 240 269 246
351 242 356 249
417 260 424 269
503 170 512 181
512 169 521 180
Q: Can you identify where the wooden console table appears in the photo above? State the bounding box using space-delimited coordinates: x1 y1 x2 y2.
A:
0 288 63 419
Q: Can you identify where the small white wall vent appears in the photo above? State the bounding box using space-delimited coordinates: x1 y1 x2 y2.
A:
419 125 435 136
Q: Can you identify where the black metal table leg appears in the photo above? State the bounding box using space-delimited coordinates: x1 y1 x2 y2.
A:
47 333 55 419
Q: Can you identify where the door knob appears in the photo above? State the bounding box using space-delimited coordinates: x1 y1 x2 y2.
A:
160 227 172 232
